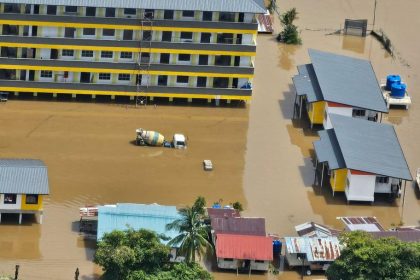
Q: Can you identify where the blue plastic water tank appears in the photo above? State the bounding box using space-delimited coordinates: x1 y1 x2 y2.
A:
273 240 282 255
390 83 406 99
386 75 401 91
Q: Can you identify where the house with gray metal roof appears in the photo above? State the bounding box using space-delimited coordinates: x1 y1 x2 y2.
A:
313 114 411 203
293 49 388 128
0 159 49 224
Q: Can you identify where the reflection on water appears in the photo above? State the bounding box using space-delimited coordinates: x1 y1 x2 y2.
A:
279 44 299 70
342 35 366 54
385 109 409 125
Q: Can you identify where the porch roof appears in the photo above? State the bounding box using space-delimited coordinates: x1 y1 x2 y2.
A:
313 129 345 170
293 64 323 103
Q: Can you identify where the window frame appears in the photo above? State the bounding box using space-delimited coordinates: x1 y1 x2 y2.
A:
3 194 17 204
102 29 115 37
64 6 77 13
176 76 189 84
62 49 74 57
118 74 131 81
83 28 96 36
98 73 111 80
120 52 133 59
81 50 94 57
164 10 174 20
105 8 116 18
124 8 136 15
180 32 193 40
85 7 96 17
25 194 39 205
101 51 113 58
46 5 57 15
40 70 53 78
160 53 170 64
178 54 191 62
182 10 195 17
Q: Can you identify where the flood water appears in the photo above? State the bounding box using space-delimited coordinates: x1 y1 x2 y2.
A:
1 1 420 279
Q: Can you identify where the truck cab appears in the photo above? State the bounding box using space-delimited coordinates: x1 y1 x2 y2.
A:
173 134 187 149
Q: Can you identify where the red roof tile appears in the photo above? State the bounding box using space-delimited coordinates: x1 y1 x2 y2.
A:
216 234 273 261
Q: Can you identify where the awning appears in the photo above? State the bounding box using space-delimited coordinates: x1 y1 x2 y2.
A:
313 129 345 170
293 64 323 103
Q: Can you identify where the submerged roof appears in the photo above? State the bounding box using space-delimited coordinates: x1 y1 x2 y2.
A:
295 49 388 112
371 231 420 242
97 203 181 243
295 222 341 238
207 207 241 219
0 159 49 194
1 0 267 13
216 234 273 260
285 237 341 262
314 114 412 180
339 216 385 232
211 217 266 236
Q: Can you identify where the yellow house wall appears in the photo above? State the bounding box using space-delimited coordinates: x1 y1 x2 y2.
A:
308 101 325 125
329 169 347 192
21 194 43 211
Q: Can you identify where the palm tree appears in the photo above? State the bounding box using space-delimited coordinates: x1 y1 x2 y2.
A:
166 199 213 263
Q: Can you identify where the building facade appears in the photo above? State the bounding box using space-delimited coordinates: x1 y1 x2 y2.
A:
0 0 266 103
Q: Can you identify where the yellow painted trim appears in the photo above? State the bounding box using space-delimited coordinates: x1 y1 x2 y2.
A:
0 20 257 34
0 64 253 78
308 101 325 125
329 169 347 192
0 86 251 101
0 42 255 56
21 194 43 211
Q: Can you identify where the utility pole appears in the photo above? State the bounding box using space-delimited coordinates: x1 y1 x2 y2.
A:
372 0 377 30
14 265 19 280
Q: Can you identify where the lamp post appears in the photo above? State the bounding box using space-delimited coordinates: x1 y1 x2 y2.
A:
296 253 306 280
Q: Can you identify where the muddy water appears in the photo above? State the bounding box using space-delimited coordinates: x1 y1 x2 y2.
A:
1 1 420 279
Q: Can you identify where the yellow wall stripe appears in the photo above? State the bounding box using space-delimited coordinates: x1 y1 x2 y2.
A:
0 42 256 56
0 20 257 34
0 64 253 78
0 86 251 101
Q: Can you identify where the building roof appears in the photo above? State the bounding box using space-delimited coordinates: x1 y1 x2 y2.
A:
314 114 412 180
371 231 420 242
339 216 385 232
295 49 388 112
295 222 341 238
207 208 241 219
313 129 345 170
215 234 273 261
211 217 266 236
1 0 267 13
97 203 181 243
285 237 341 262
0 159 49 194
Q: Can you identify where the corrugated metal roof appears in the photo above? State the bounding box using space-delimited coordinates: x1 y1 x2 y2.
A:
330 114 412 180
207 208 241 219
0 159 49 194
313 129 345 170
97 203 181 243
211 217 266 236
371 231 420 242
339 216 385 232
295 222 341 238
308 49 388 112
293 64 323 102
285 237 341 262
216 234 273 260
1 0 266 13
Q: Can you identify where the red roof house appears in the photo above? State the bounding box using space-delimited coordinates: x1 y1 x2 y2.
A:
216 234 273 261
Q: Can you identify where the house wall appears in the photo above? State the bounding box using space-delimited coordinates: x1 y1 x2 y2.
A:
323 105 352 129
345 171 376 202
0 194 22 210
374 177 399 193
21 194 43 211
329 169 347 192
217 258 270 271
250 260 270 271
308 101 325 125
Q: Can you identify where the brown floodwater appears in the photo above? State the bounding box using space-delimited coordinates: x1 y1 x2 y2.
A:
1 1 420 279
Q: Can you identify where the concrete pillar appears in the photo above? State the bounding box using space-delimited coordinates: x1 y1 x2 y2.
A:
226 99 231 104
149 96 154 101
14 92 19 97
72 94 76 99
207 99 212 103
129 96 134 101
111 95 115 100
215 99 220 106
92 94 96 99
169 97 173 102
188 98 192 103
19 213 22 224
53 93 57 98
39 212 43 224
33 92 37 97
0 213 2 223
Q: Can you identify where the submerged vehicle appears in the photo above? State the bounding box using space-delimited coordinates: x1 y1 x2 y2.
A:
135 129 187 149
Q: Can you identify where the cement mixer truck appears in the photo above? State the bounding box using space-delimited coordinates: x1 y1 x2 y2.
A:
135 128 187 149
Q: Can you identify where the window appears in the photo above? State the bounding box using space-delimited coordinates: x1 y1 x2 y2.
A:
178 54 191 61
376 176 389 184
62 49 74 56
202 11 213 21
81 50 94 57
158 75 168 86
101 51 113 58
160 53 170 64
219 12 236 22
86 7 96 16
118 74 130 81
162 31 172 42
213 77 229 88
124 8 136 15
182 10 194 17
223 258 234 262
25 194 38 204
4 4 20 13
201 33 211 43
103 29 115 37
120 52 133 59
255 260 265 263
143 31 152 41
105 8 116 17
164 10 174 20
198 55 208 65
65 6 77 13
177 76 189 84
46 5 57 15
140 53 150 63
40 70 53 78
99 73 111 80
180 32 193 40
4 194 16 204
123 30 133 40
353 109 366 117
215 55 231 66
64 27 75 38
144 9 154 19
197 77 207 87
83 28 95 36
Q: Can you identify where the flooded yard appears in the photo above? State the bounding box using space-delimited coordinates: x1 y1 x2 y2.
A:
0 1 419 279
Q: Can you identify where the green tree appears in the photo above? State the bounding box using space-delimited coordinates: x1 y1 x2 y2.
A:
166 197 213 263
94 229 170 280
129 263 212 280
326 231 420 280
277 8 302 45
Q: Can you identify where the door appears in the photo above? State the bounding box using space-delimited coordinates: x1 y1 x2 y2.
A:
28 70 35 81
80 72 91 83
50 49 58 59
